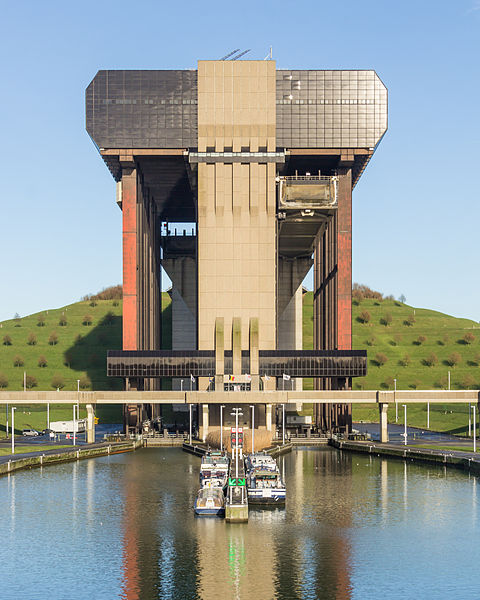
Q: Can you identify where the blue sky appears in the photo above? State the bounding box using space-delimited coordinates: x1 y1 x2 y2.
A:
0 0 479 322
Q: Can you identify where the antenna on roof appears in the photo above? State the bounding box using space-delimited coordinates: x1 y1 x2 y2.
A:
264 46 273 60
220 49 240 60
232 49 251 60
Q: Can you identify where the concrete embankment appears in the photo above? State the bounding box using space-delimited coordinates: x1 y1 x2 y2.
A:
267 442 293 457
330 439 480 474
0 440 142 477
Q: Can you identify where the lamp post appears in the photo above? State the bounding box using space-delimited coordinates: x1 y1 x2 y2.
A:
189 404 192 445
282 404 286 445
77 379 80 419
473 404 476 453
220 405 225 450
230 408 243 478
181 379 184 392
11 407 16 455
250 405 255 453
6 403 8 438
403 404 407 446
469 404 471 437
427 400 430 429
394 378 397 423
73 404 76 446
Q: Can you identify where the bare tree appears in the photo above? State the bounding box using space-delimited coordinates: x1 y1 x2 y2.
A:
27 332 37 345
447 352 462 367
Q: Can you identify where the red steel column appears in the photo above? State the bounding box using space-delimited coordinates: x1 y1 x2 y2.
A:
337 168 352 351
122 164 138 351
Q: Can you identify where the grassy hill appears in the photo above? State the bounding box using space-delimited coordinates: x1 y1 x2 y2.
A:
0 290 478 434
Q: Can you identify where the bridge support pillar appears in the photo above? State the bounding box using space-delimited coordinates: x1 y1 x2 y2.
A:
379 402 389 443
86 404 95 444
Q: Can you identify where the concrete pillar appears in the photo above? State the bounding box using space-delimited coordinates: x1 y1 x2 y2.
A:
215 317 224 391
86 404 95 444
232 317 242 376
202 404 209 442
249 317 259 391
266 404 272 431
379 402 389 443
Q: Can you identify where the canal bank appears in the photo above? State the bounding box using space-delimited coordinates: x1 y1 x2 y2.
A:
331 438 480 474
0 439 142 476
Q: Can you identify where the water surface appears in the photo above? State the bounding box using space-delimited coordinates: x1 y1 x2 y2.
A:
0 447 477 599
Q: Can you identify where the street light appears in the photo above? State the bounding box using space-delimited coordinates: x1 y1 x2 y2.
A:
472 404 477 453
282 404 286 445
402 404 407 446
77 379 80 419
220 405 225 451
189 404 192 445
230 408 243 478
181 379 184 392
11 407 16 455
250 405 255 453
394 378 397 423
73 404 76 447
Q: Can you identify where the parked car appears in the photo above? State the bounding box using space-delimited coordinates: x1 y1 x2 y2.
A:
22 429 40 437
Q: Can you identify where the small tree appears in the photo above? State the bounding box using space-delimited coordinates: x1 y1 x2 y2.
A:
27 332 37 345
437 376 448 389
112 300 119 307
38 355 48 368
51 374 65 390
380 313 393 327
359 310 371 324
394 333 403 345
58 313 67 326
103 311 115 325
79 375 91 389
399 354 411 367
14 313 21 327
447 352 462 367
37 314 46 327
83 314 93 326
460 374 475 389
0 373 8 388
48 331 58 345
411 379 422 390
424 353 438 367
463 332 475 345
13 354 24 367
89 299 97 307
366 336 376 347
474 353 480 366
442 333 450 345
25 375 37 389
3 334 12 345
384 376 395 389
375 353 388 367
404 314 416 326
399 294 406 304
416 335 427 345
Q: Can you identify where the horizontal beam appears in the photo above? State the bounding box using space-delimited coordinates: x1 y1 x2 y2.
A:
0 390 478 405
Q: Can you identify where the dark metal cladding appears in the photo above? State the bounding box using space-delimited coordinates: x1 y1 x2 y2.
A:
107 350 367 378
86 70 198 148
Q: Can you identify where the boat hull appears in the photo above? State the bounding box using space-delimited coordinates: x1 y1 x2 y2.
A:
194 506 225 517
247 489 286 505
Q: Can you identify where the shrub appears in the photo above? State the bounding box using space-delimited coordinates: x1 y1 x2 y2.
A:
399 354 411 367
447 352 462 367
27 332 37 345
112 300 119 307
352 283 383 301
48 331 58 345
25 375 37 389
89 299 98 307
14 313 21 327
103 311 115 325
394 334 403 345
442 333 449 344
3 335 12 345
366 336 376 346
37 314 46 327
51 374 65 390
384 376 395 389
404 315 416 326
85 285 122 301
474 353 480 366
410 379 422 390
437 376 449 389
416 335 427 345
460 375 475 389
0 373 8 388
352 288 364 303
375 353 388 367
358 310 371 324
83 314 93 326
38 355 48 368
79 375 91 389
58 313 67 326
463 332 475 345
13 354 24 367
380 313 393 327
424 353 438 367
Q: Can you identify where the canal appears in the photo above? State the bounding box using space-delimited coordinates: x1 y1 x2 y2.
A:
0 447 478 599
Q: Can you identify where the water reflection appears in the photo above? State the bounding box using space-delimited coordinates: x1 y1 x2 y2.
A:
1 447 480 599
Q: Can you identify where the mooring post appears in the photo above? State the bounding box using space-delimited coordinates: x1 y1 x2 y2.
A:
378 391 389 443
